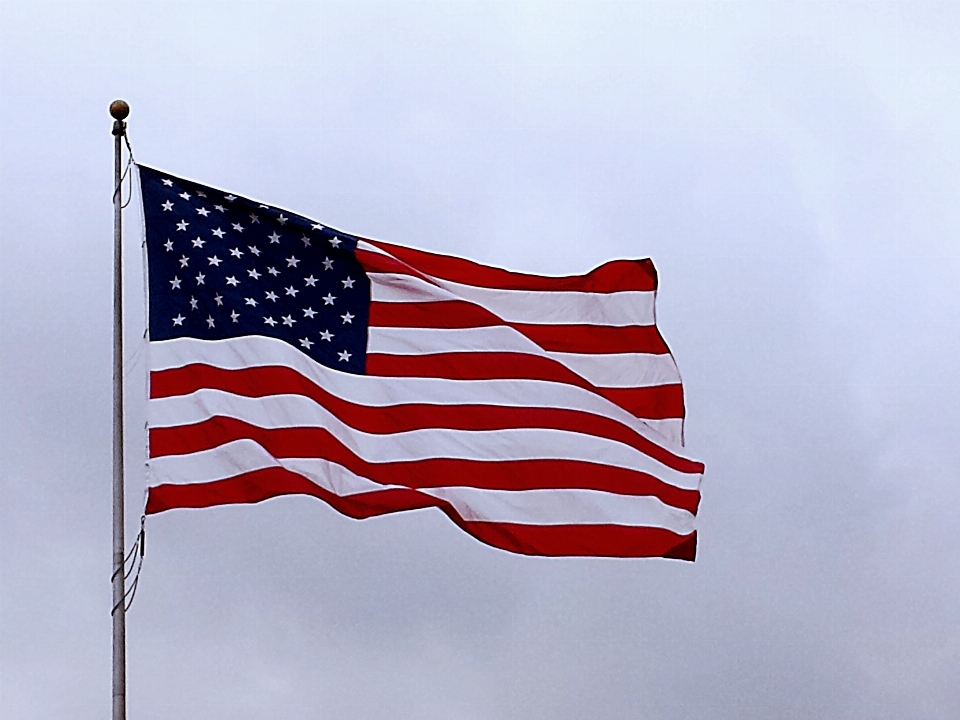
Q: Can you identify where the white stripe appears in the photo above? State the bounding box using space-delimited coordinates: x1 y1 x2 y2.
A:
368 325 542 355
421 486 695 532
639 418 682 444
149 336 688 447
147 442 695 534
368 272 656 327
148 440 383 496
356 239 392 256
368 272 453 304
368 326 680 389
545 351 680 389
149 389 699 489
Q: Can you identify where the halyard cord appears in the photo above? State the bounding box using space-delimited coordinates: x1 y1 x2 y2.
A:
111 516 145 616
115 132 136 210
110 129 147 617
110 531 139 583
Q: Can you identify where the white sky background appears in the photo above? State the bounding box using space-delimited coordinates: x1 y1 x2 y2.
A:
2 2 959 718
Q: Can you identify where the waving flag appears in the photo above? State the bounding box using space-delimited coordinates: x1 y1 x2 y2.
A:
140 165 705 560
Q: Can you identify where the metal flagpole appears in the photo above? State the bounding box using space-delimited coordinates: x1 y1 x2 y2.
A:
110 98 129 720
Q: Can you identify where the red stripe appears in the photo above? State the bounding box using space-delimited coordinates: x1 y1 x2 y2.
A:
597 386 685 422
146 466 440 517
464 520 696 560
366 352 685 420
151 365 703 474
149 416 701 513
511 323 669 355
370 300 501 329
369 301 670 354
360 241 658 293
144 467 695 560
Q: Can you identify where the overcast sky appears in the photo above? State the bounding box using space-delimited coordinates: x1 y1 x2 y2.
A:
2 2 959 718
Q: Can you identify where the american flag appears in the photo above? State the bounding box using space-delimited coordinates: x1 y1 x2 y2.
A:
140 165 705 560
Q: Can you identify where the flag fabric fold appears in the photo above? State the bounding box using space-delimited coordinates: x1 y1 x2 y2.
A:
139 164 705 560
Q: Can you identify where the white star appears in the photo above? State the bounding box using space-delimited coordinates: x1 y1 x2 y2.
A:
299 337 314 349
301 235 311 246
176 220 189 231
196 191 207 198
249 213 260 224
322 293 336 305
208 255 222 266
212 227 226 238
319 329 333 341
267 266 280 276
282 315 296 327
206 315 215 328
258 204 268 209
162 178 174 187
265 291 278 302
192 237 205 248
214 205 226 213
249 246 262 256
247 268 261 280
195 273 205 285
230 247 243 258
329 236 342 248
268 232 281 243
338 350 352 362
304 275 318 287
213 293 224 306
163 239 174 252
322 257 334 270
161 201 174 211
179 255 189 268
285 285 299 297
179 191 191 201
230 310 240 323
286 256 300 267
263 316 277 327
170 276 182 289
172 314 185 325
277 214 288 225
225 194 237 202
311 222 324 231
303 307 317 318
342 276 355 289
189 296 199 310
232 223 244 233
196 207 210 217
341 312 354 324
245 297 258 307
225 276 240 286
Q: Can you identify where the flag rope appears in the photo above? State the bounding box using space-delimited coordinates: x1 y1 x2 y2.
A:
111 516 146 616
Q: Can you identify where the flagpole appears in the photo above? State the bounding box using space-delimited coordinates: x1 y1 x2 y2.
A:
110 98 129 720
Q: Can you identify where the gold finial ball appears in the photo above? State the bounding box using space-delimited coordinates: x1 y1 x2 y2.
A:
109 99 130 120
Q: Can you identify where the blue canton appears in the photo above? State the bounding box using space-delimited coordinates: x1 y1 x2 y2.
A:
140 165 370 373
